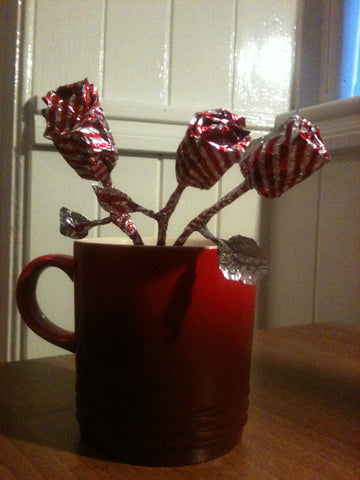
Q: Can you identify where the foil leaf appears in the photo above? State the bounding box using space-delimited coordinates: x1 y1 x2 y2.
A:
92 184 137 216
60 207 93 239
91 185 144 244
218 235 268 285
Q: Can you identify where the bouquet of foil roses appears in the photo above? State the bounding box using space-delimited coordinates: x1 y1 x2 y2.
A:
42 79 330 285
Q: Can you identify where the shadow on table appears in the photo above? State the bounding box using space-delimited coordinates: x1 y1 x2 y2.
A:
0 357 106 459
0 357 249 467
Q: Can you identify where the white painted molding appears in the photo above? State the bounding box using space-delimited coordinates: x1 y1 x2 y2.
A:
100 100 276 132
33 96 272 156
35 95 275 129
0 0 36 361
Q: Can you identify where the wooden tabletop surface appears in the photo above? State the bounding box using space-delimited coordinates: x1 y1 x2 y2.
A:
0 322 359 479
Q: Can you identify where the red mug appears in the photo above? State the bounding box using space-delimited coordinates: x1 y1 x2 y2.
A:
16 238 256 466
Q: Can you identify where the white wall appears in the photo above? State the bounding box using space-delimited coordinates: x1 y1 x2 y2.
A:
259 98 360 328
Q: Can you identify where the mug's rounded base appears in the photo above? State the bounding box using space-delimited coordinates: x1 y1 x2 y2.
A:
79 424 245 466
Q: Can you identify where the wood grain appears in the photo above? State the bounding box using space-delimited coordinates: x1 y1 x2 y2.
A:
1 322 359 479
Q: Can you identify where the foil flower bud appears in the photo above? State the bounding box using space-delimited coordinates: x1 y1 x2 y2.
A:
240 116 330 198
176 109 251 190
42 78 118 184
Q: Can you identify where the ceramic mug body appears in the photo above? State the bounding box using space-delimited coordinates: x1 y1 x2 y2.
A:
16 238 256 466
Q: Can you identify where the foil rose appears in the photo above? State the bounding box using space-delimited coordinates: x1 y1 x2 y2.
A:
42 79 331 284
175 115 330 248
154 109 251 244
176 109 251 190
42 78 118 185
239 115 330 198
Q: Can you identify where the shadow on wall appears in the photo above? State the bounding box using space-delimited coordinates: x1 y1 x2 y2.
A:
254 198 271 330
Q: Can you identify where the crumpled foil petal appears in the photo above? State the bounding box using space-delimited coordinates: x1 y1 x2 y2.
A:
217 235 268 285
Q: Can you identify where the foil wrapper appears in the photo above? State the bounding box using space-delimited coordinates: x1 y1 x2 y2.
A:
60 207 102 239
92 184 140 217
42 79 117 184
60 205 141 243
239 115 330 198
110 213 140 239
92 184 144 243
176 109 251 190
218 235 268 285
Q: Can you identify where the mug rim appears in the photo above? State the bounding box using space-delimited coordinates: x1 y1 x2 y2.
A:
75 237 217 249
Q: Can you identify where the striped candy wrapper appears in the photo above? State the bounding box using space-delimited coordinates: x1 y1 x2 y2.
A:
176 109 251 190
239 115 330 198
42 79 118 184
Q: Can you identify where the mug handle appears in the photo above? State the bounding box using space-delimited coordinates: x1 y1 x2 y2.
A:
16 254 76 353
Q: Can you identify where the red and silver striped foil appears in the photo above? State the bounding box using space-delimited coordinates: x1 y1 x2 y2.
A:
239 116 330 198
42 79 117 184
176 109 251 190
92 184 138 217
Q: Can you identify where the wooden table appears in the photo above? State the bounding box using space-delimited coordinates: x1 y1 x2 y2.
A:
1 322 359 479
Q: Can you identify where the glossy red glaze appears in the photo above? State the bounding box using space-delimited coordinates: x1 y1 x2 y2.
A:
16 242 256 466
